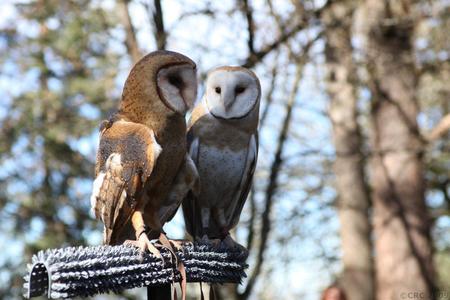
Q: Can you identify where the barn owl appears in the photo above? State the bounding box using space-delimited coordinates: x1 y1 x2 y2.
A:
182 66 260 249
90 51 198 258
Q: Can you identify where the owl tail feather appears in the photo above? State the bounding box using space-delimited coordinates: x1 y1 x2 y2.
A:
103 227 112 245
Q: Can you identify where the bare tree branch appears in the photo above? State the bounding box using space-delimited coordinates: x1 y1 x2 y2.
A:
177 8 215 21
427 113 450 142
140 0 167 50
242 22 303 68
245 186 256 252
152 0 166 50
418 58 450 76
240 0 255 55
118 0 142 63
242 0 332 68
239 59 305 300
259 54 279 128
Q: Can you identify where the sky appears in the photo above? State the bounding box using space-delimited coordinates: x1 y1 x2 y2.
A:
1 0 449 299
0 1 353 298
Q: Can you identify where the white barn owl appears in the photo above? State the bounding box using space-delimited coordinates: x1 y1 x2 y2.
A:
182 66 260 249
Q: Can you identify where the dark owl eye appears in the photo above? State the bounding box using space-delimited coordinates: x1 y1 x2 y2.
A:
215 87 221 94
168 74 184 89
235 86 245 94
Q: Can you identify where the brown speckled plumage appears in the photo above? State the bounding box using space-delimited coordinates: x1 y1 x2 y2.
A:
91 51 197 245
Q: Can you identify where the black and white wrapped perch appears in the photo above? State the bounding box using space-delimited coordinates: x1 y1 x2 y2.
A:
24 241 248 299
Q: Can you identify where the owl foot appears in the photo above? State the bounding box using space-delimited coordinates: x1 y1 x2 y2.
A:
155 232 180 266
124 232 162 259
198 235 221 249
221 234 248 254
200 234 209 243
157 232 179 255
157 233 187 300
221 234 236 248
168 239 183 251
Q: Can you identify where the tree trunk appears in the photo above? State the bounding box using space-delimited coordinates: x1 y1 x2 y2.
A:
363 1 436 299
323 2 374 300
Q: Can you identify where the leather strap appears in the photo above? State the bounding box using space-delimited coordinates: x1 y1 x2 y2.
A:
178 259 187 300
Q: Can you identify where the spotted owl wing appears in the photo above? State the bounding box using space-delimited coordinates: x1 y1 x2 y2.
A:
159 154 199 225
90 119 161 244
182 129 202 238
226 133 258 228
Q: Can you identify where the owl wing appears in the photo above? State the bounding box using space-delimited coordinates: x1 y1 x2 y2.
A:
226 133 258 228
159 154 200 225
90 119 161 244
182 129 202 238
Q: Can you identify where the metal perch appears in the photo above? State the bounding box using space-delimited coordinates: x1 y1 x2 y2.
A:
24 241 248 299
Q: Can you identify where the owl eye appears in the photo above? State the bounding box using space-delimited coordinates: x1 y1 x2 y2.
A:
168 74 184 89
235 86 245 94
215 87 221 94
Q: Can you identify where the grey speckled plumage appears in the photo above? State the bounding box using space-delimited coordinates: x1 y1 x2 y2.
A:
183 66 261 243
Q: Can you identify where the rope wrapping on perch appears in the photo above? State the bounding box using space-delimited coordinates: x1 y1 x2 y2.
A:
24 241 248 299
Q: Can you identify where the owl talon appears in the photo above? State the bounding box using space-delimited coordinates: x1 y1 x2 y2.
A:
221 234 248 256
169 239 183 251
160 235 186 300
211 238 221 249
157 232 181 266
146 242 162 259
199 235 221 249
199 235 211 247
222 234 236 248
124 233 162 259
158 232 173 250
200 234 210 244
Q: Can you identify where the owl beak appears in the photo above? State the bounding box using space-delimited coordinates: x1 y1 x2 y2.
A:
223 89 234 111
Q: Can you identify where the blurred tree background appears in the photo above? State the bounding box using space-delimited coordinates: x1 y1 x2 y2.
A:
0 0 449 299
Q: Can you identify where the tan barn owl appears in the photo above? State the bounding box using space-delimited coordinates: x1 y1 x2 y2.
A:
90 51 198 258
182 66 260 249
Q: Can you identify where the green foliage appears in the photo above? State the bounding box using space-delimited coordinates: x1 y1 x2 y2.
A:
417 5 450 220
0 1 122 298
0 0 448 299
436 250 450 292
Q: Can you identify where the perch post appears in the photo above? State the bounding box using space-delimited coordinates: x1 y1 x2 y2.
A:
24 241 248 299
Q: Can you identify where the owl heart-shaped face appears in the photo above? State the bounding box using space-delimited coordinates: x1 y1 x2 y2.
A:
205 68 260 119
157 63 197 115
